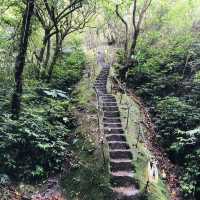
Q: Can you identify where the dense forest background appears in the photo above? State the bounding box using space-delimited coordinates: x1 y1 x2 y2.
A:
0 0 200 200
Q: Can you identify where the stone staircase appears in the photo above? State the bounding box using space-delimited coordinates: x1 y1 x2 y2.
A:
94 65 141 200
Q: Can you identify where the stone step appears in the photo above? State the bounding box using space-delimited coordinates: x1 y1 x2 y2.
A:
96 77 107 80
104 123 122 128
96 90 107 93
104 111 120 118
96 78 108 81
103 102 118 107
112 186 140 200
103 117 121 123
102 100 117 104
95 88 107 91
102 98 117 103
94 85 107 89
110 159 133 172
111 171 133 177
94 83 106 86
111 174 137 187
106 134 126 142
95 81 107 85
104 128 124 135
103 106 119 112
109 150 133 160
108 142 130 150
102 98 117 102
97 75 109 77
101 95 115 99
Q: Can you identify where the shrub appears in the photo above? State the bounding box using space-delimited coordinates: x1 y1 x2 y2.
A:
52 49 85 91
155 97 200 149
0 91 74 181
170 128 200 199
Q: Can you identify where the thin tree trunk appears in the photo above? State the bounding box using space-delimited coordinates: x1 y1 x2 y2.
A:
127 31 138 62
11 0 35 119
119 30 139 81
115 5 128 61
37 29 50 64
44 37 51 67
47 32 61 82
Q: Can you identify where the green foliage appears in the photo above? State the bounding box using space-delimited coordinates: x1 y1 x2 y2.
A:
51 49 85 90
122 12 200 198
0 45 86 182
170 128 200 198
155 97 200 148
0 90 73 181
62 134 112 200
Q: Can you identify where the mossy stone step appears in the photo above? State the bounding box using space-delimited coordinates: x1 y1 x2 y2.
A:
112 186 140 200
104 128 124 135
103 117 121 123
103 102 118 107
104 123 122 128
110 160 133 172
111 174 138 187
104 111 120 117
108 142 130 150
106 134 126 142
109 150 133 160
103 106 119 112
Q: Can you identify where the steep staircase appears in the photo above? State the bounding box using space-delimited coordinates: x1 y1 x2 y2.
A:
94 56 141 200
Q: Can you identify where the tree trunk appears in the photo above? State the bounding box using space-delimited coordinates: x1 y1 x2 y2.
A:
37 29 50 64
11 0 35 119
119 30 139 81
44 37 51 67
115 5 128 61
127 30 139 61
47 32 61 82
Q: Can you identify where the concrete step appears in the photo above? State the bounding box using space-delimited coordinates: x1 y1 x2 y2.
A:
110 159 133 172
104 111 120 118
96 89 107 93
104 128 124 135
95 85 106 90
103 102 118 107
101 95 115 99
102 99 117 103
111 174 137 187
95 81 107 85
103 117 121 123
109 150 133 160
112 186 140 200
103 106 119 112
96 78 108 81
108 142 130 150
106 134 126 142
104 123 122 128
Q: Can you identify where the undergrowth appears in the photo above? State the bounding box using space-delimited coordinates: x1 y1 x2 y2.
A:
0 47 85 182
117 33 200 199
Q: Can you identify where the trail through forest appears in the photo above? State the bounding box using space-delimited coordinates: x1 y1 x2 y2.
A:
95 48 141 199
95 45 183 200
1 1 200 200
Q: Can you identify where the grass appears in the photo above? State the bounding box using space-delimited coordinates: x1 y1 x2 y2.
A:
62 137 112 200
62 50 112 200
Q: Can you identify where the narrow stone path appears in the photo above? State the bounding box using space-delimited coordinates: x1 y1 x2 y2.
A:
94 50 141 200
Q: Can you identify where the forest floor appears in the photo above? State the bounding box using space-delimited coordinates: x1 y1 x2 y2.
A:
1 42 180 200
